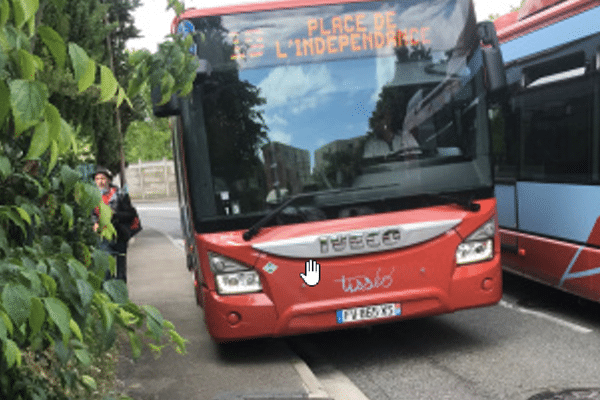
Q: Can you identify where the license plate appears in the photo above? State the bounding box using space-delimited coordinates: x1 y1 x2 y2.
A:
336 303 401 324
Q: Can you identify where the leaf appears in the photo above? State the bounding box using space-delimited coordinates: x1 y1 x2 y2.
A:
1 283 32 326
4 339 21 368
0 310 13 336
76 279 93 308
167 0 185 15
159 72 175 105
47 140 58 175
99 65 117 102
60 203 73 229
40 273 57 296
2 24 25 52
0 0 9 27
179 79 193 97
91 247 110 278
98 202 116 241
28 297 45 338
69 318 82 341
43 297 71 341
128 49 149 66
168 330 187 354
3 206 26 235
53 339 70 365
24 120 50 159
0 80 9 127
100 300 113 331
142 305 164 326
45 103 60 141
81 375 97 390
116 85 132 108
60 164 80 194
18 48 36 80
102 279 128 304
15 206 31 225
127 330 142 359
68 42 92 89
146 317 162 341
38 25 66 68
58 117 74 153
67 258 87 280
78 58 95 92
74 349 91 366
0 155 11 179
0 312 7 341
9 79 48 134
67 42 95 92
12 0 39 29
74 181 101 214
117 308 138 326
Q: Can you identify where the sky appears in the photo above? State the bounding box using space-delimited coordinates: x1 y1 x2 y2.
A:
127 0 523 52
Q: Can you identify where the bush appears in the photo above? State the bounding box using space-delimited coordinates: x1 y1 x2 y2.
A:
0 1 188 398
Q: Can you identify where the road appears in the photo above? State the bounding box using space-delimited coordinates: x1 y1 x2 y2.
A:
132 200 600 400
135 200 183 240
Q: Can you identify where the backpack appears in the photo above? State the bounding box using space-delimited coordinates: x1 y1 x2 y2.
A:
128 206 142 238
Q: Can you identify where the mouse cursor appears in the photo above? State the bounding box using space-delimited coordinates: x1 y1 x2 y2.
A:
301 259 320 287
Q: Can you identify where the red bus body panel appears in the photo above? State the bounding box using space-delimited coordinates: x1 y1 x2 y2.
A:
501 228 600 303
494 0 599 43
195 199 501 342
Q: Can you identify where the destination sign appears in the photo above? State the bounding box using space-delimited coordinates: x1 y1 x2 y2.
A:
229 12 431 62
187 0 475 70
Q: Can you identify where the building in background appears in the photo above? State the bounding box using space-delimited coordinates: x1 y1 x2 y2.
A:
261 142 310 200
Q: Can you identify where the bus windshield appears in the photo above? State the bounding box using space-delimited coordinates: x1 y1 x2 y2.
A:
182 0 492 231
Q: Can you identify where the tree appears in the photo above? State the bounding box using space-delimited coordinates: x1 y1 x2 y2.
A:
39 0 143 177
126 118 172 162
0 1 191 398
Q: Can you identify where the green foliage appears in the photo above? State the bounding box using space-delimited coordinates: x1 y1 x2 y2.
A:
125 118 172 162
125 0 199 164
0 0 188 399
127 9 199 106
40 0 142 174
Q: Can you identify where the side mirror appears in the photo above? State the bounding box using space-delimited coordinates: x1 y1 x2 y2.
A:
196 59 212 76
478 22 507 94
152 86 180 117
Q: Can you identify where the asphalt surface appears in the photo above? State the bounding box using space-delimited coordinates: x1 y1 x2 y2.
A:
122 200 600 400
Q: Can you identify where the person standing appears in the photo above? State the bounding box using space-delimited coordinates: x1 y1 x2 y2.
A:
93 166 135 282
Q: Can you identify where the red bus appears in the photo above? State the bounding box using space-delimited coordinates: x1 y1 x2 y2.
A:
156 0 506 342
493 0 600 302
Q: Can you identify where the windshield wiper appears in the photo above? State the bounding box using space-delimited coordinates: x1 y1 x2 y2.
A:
427 193 481 212
243 192 318 241
387 146 434 161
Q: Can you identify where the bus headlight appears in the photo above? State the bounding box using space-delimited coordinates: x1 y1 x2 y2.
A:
456 218 495 265
208 252 263 295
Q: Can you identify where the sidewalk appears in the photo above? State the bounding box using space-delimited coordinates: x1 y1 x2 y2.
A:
117 228 331 400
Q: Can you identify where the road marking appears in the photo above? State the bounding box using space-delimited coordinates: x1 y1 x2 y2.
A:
312 365 371 400
287 339 371 400
135 206 178 211
160 232 185 252
499 299 593 334
289 356 331 399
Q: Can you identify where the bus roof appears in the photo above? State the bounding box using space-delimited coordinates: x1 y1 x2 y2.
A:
171 0 377 34
494 0 599 43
